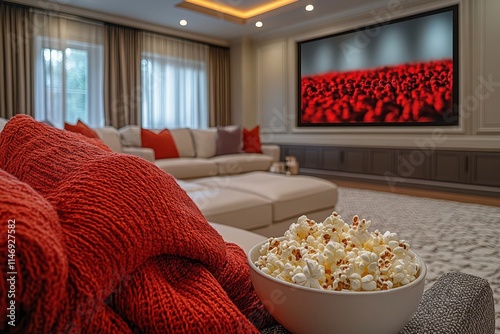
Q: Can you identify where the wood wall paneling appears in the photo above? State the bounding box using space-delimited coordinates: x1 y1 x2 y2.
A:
278 143 500 191
303 146 322 169
474 0 500 134
471 152 500 187
368 149 395 176
396 149 430 180
430 151 467 183
322 147 342 171
343 149 366 174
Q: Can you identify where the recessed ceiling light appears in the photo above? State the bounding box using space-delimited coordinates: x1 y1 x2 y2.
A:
255 21 263 28
180 19 188 26
305 4 314 11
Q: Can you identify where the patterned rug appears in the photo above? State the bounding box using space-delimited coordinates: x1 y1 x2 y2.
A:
335 187 500 333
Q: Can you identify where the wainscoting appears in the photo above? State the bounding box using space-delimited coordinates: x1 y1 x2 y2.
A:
279 144 500 197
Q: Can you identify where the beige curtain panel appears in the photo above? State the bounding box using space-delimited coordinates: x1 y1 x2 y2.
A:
208 46 231 127
0 3 34 119
104 24 142 128
141 32 210 129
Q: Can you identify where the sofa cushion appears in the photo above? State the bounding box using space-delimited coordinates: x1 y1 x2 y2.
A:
64 120 99 138
210 153 274 175
141 128 179 159
119 125 141 147
120 126 196 157
216 126 243 155
175 179 210 192
0 117 7 132
155 157 218 179
170 128 196 158
243 126 263 153
192 129 217 158
94 126 123 153
184 183 273 230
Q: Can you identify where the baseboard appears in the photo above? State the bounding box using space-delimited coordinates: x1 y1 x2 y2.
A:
300 168 500 198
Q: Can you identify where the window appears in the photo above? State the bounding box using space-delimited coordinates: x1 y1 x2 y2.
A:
141 53 208 129
34 37 104 129
33 13 104 128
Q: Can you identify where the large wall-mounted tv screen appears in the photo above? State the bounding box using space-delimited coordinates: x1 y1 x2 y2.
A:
298 6 458 127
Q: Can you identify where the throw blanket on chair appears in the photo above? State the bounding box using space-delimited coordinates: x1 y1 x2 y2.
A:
0 115 275 333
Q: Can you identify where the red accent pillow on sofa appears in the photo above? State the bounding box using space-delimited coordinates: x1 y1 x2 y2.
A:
243 126 262 153
141 128 180 159
64 120 99 139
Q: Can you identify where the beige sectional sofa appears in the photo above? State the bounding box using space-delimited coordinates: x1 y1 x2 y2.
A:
94 125 280 179
178 171 339 237
91 125 339 236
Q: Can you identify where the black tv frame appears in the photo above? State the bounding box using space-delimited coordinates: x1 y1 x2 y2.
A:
297 5 459 127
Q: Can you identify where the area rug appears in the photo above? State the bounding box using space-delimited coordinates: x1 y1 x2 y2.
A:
335 187 500 333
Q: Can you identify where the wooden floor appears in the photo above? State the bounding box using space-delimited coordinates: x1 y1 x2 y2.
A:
326 178 500 207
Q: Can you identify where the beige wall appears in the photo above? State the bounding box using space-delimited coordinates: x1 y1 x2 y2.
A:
231 0 500 150
230 37 257 126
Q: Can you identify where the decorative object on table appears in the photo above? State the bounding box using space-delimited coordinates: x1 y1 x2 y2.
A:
285 155 299 175
270 161 286 174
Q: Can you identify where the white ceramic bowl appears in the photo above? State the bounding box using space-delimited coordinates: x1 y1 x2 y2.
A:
248 239 427 334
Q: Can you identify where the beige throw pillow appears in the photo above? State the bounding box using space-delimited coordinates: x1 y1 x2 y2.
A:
0 118 7 132
170 128 196 158
94 127 123 153
191 129 217 158
119 125 141 147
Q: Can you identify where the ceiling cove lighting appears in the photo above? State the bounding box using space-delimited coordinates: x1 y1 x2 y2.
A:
255 21 263 28
305 4 314 12
179 19 188 26
176 0 298 24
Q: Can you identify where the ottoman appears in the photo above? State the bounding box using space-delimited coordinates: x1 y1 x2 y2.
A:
178 179 273 230
191 172 339 237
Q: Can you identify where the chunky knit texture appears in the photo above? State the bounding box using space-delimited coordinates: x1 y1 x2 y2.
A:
0 115 275 333
0 170 68 334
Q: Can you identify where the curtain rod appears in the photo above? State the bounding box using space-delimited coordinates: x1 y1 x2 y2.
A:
3 0 229 47
30 7 104 27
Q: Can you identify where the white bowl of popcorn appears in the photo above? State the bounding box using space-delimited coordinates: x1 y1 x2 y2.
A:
248 212 426 334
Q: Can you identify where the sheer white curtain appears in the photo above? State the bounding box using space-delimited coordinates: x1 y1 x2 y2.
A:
141 33 209 129
33 11 104 128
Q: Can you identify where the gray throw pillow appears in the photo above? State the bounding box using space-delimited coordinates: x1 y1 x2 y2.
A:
216 126 243 155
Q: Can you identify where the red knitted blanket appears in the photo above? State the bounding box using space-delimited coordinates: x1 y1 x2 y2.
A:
0 115 274 333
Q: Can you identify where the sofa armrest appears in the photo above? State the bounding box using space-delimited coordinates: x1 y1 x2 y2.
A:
122 147 155 162
261 272 495 334
399 272 495 334
261 145 280 162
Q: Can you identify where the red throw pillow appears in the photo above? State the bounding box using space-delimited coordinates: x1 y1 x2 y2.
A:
243 126 262 153
64 120 99 139
141 128 180 160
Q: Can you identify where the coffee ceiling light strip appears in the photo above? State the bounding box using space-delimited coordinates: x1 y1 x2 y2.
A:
176 0 298 24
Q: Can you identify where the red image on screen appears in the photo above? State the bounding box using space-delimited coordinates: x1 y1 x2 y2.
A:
300 60 453 124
